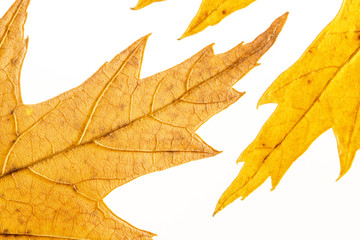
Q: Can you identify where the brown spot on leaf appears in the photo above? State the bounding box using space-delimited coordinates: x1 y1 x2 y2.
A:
166 84 174 91
11 57 19 65
119 103 126 110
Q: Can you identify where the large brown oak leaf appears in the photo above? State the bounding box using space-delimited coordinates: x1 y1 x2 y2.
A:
0 0 286 238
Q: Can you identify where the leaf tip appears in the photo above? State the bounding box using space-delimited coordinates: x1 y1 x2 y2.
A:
236 151 246 163
131 1 146 10
178 29 194 40
336 170 348 182
212 206 221 217
215 150 223 155
257 90 277 108
277 12 290 25
256 98 266 109
130 6 142 10
134 33 152 52
213 199 227 216
268 11 289 37
283 11 290 19
208 148 222 157
178 33 188 40
143 32 152 40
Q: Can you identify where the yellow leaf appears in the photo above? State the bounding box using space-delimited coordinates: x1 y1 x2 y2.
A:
133 0 257 38
132 0 165 10
215 0 360 215
180 0 256 39
0 0 287 238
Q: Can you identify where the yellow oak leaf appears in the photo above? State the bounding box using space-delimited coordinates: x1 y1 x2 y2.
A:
133 0 256 39
0 0 287 238
215 0 360 214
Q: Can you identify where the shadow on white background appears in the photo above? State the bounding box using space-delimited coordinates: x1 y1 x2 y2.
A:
1 0 359 239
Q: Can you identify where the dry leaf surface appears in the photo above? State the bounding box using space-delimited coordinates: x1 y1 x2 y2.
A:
215 0 360 214
0 0 286 238
133 0 257 39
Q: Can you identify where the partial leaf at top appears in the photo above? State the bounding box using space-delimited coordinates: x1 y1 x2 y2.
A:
132 0 165 10
133 0 257 39
0 0 287 238
215 0 360 215
179 0 257 39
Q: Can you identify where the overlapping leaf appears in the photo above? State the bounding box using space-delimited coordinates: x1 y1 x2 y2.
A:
0 0 286 238
215 0 360 214
133 0 257 38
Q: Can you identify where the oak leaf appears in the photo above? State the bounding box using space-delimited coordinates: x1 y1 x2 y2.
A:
0 0 286 238
133 0 256 39
215 0 360 214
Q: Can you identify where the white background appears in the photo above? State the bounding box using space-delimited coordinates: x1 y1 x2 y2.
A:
1 0 359 239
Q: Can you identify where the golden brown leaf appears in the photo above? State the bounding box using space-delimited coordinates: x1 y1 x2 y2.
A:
0 0 286 238
215 0 360 215
133 0 257 38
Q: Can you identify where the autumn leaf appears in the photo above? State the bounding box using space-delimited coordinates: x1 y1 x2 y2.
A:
133 0 257 39
0 0 287 238
132 0 165 10
215 0 360 215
